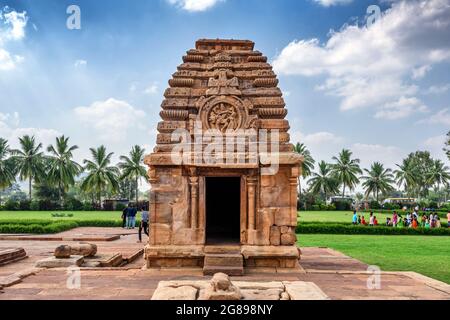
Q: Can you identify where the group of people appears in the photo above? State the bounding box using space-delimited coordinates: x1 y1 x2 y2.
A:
121 203 150 243
352 210 450 228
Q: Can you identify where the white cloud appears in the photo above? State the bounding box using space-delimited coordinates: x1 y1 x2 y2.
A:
313 0 353 7
411 65 431 80
420 108 450 126
273 0 450 119
0 112 60 149
422 135 450 163
424 83 450 95
144 82 159 95
0 7 28 70
167 0 224 12
374 96 428 120
74 59 87 68
351 143 405 171
73 98 147 142
1 9 28 41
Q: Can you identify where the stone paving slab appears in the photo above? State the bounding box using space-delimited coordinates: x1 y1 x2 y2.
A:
0 228 449 300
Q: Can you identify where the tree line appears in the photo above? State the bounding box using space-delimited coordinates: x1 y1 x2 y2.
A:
0 135 147 208
294 130 450 206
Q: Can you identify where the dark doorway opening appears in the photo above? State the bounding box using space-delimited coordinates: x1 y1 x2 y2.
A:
205 177 241 244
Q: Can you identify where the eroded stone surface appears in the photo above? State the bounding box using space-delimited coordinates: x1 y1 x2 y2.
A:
35 256 84 268
152 286 198 300
284 281 329 300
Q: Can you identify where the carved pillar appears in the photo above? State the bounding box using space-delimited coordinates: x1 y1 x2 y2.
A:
189 168 199 229
247 176 257 230
290 167 300 226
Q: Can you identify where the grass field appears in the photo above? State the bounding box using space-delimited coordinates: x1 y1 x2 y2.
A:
298 210 394 223
0 211 121 221
298 234 450 284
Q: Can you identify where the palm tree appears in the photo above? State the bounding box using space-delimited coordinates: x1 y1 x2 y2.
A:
307 161 339 201
11 135 45 200
80 146 120 206
394 157 418 197
426 159 450 204
46 136 83 206
118 145 147 205
293 143 315 195
0 138 16 203
330 149 362 198
361 162 395 202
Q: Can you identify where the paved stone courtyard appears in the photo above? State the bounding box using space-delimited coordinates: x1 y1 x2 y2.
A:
0 227 448 300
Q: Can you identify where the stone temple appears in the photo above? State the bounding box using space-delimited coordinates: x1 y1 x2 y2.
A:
144 39 303 275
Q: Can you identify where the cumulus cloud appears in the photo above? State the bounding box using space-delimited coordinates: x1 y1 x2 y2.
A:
419 108 450 126
313 0 353 7
73 98 147 142
0 112 60 149
167 0 224 12
374 96 428 120
144 82 159 95
74 59 87 68
273 0 450 118
424 83 450 95
0 7 27 70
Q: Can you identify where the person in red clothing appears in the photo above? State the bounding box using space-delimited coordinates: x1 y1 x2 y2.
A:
373 216 378 226
361 216 367 225
412 217 418 229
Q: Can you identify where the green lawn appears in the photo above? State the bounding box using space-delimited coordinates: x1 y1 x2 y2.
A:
0 211 121 221
298 234 450 284
298 210 394 223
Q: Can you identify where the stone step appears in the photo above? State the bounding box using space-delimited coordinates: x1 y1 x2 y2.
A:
204 245 241 254
203 266 244 276
0 248 27 266
204 254 243 267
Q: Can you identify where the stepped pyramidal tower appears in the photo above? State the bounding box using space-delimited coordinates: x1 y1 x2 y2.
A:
144 39 303 275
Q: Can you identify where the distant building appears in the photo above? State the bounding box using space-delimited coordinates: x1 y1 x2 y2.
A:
382 198 416 206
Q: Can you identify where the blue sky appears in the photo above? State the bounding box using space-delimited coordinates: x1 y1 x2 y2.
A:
1 0 449 192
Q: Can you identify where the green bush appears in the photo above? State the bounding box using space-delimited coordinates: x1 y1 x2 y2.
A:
369 200 381 209
30 200 40 211
115 203 127 211
4 199 19 211
334 200 351 211
0 219 123 234
64 198 83 211
82 202 94 211
296 223 450 236
383 203 401 210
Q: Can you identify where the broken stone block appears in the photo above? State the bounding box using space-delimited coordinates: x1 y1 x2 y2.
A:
283 281 329 300
70 243 97 257
35 255 84 268
152 286 198 300
54 245 71 258
270 226 281 245
241 288 282 300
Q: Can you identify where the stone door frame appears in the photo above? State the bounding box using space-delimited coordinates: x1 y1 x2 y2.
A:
196 168 258 245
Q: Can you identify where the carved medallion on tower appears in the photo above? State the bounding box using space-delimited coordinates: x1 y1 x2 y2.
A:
195 95 258 133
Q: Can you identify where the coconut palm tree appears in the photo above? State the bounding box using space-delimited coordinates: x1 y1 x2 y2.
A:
80 146 120 206
330 149 362 198
11 135 45 200
118 145 147 205
307 161 339 201
361 162 395 202
293 142 315 195
426 159 450 204
444 130 450 160
46 135 83 206
394 157 418 197
0 138 16 203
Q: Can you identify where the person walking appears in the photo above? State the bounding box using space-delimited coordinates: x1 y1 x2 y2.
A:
121 204 129 229
138 205 150 243
127 203 137 229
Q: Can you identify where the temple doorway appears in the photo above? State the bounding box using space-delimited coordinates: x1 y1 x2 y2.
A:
205 177 241 245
